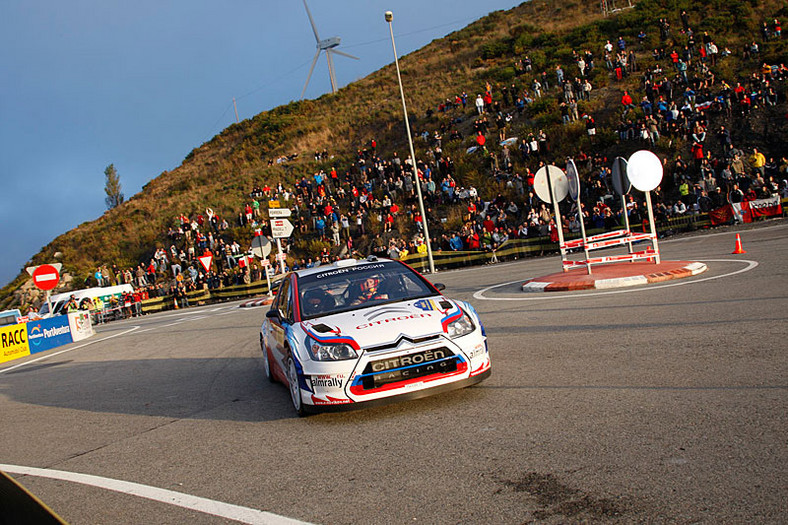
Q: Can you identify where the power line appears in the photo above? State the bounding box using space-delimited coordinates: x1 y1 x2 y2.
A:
202 101 233 144
199 14 487 145
343 15 483 50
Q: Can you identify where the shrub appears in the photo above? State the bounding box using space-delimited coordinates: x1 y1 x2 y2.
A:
481 40 510 60
491 66 517 83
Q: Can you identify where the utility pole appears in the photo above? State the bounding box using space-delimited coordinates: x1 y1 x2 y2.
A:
233 98 239 123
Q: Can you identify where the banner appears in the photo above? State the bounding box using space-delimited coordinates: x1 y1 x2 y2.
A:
26 316 73 354
709 204 734 226
68 312 94 342
732 196 782 223
1 323 30 364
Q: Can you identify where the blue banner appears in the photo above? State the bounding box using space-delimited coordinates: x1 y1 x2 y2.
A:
26 317 73 354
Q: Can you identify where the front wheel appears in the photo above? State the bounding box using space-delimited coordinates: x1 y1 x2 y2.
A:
260 335 275 383
286 355 307 417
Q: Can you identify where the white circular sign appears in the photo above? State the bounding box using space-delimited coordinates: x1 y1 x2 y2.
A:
534 165 569 203
627 150 664 192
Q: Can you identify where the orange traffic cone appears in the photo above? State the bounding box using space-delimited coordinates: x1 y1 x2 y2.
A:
732 233 746 254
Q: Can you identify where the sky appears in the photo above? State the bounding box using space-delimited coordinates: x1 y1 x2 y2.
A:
0 0 521 288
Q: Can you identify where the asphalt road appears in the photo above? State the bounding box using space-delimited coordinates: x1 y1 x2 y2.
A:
1 222 786 524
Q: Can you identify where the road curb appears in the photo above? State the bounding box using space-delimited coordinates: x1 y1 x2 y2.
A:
239 297 274 308
522 261 708 292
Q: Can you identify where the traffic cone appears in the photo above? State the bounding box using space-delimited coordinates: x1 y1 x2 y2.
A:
732 233 746 254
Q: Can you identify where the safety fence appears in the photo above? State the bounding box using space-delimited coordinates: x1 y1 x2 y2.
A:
402 211 715 272
138 200 784 313
1 312 94 365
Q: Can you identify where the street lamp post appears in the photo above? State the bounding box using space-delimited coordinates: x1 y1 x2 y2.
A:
385 10 436 274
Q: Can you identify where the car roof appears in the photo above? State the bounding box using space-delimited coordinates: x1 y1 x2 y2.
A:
293 256 396 279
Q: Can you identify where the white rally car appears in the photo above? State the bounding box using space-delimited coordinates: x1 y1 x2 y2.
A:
260 257 490 415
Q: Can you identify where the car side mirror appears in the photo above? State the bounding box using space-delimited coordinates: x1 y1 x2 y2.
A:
265 309 279 319
433 283 446 291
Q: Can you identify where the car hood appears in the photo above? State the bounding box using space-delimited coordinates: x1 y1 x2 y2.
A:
300 297 465 349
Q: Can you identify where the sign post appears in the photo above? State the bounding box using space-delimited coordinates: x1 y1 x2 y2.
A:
626 150 664 264
28 263 62 317
534 165 569 270
269 211 294 274
261 259 273 296
611 156 634 256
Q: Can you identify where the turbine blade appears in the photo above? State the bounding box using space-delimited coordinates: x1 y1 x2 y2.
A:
301 50 321 99
331 48 359 60
302 0 320 43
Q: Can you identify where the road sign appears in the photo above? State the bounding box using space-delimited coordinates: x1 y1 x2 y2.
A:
627 150 664 192
271 218 294 238
198 255 213 273
251 235 272 259
268 208 292 218
275 253 288 261
534 165 569 204
566 159 580 201
611 157 631 196
32 264 60 291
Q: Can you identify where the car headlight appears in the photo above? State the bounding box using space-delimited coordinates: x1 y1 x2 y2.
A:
307 337 358 361
446 312 475 339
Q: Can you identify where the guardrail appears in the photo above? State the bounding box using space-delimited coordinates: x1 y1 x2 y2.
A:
137 199 785 312
140 276 281 314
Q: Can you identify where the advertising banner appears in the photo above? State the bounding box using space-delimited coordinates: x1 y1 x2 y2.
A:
68 312 94 342
26 316 73 355
732 196 783 223
709 204 734 226
1 323 30 364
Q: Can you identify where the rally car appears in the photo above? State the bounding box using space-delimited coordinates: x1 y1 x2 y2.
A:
260 256 490 415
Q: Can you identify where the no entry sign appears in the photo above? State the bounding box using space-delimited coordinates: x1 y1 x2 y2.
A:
32 264 60 291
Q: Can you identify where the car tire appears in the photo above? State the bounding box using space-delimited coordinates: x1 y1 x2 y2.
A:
260 335 275 383
286 354 307 417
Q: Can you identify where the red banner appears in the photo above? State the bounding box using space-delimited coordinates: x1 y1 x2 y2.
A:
732 196 782 223
709 204 734 226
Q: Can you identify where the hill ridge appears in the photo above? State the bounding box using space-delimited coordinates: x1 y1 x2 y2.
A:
3 0 787 309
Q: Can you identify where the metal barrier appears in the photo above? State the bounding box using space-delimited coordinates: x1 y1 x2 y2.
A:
134 201 785 313
140 279 277 314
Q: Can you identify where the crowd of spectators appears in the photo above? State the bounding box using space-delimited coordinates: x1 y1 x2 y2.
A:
83 10 787 310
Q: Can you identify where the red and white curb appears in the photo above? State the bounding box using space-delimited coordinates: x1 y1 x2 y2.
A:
522 262 708 292
239 296 274 308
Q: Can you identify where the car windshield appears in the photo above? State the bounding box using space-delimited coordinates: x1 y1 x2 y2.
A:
296 261 436 319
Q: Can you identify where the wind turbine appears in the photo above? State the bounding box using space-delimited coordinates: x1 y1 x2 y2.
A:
301 0 359 99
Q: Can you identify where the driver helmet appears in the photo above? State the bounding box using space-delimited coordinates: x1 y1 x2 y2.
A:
303 289 331 313
360 277 380 294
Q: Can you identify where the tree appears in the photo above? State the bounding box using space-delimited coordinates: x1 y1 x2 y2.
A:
104 164 124 209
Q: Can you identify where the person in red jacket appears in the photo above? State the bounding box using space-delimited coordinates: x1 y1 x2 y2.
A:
621 91 635 115
466 201 477 221
466 231 481 250
691 142 704 173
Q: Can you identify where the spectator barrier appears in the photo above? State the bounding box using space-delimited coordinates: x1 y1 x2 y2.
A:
1 312 94 365
136 199 785 313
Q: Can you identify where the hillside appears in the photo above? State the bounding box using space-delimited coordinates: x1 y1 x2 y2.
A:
3 0 787 309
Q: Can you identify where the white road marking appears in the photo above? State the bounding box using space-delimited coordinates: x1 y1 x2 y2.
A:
0 326 141 374
472 259 759 301
0 464 311 525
